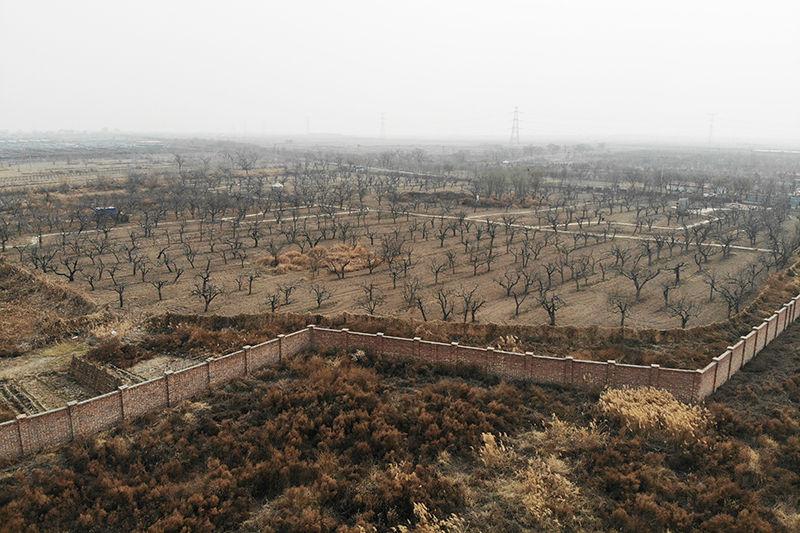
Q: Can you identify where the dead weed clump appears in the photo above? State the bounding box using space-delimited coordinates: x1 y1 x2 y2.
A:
257 244 378 275
472 430 599 531
392 502 470 533
599 387 709 443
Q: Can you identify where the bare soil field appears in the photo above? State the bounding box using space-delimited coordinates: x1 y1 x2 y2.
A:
5 178 778 332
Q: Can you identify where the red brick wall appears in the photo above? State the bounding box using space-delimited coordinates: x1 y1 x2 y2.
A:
0 421 21 459
756 322 768 352
613 363 651 389
209 352 245 387
767 314 778 343
742 330 757 362
248 339 280 370
500 351 530 380
523 356 563 384
572 360 608 386
382 336 415 358
168 364 210 405
418 341 446 362
19 408 72 455
121 378 168 419
282 328 312 357
310 327 344 352
68 357 121 394
70 392 123 437
653 368 697 403
696 362 717 399
715 351 733 385
729 342 745 375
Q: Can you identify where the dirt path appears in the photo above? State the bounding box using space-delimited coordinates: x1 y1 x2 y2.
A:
0 342 85 380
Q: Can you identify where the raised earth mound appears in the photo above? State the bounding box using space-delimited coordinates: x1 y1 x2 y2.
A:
0 259 99 357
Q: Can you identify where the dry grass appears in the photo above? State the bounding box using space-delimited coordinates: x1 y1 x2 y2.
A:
477 432 515 470
88 309 147 339
0 260 99 355
598 387 709 443
518 416 606 458
392 503 470 533
773 502 800 532
257 244 378 275
467 430 600 532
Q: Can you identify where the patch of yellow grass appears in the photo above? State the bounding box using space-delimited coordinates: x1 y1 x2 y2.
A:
473 431 599 531
599 387 709 443
257 244 379 275
393 503 469 533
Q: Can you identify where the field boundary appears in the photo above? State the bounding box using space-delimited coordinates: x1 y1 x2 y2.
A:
1 293 799 459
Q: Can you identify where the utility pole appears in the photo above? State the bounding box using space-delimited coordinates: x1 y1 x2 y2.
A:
379 113 386 139
510 107 520 145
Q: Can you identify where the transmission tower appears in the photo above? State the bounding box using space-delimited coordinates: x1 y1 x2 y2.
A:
379 113 386 139
510 107 520 144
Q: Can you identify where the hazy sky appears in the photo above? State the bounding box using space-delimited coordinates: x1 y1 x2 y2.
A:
2 1 799 143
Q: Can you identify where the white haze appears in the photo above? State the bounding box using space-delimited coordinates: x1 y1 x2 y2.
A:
1 0 799 144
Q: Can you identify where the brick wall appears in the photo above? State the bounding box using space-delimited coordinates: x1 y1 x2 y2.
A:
248 339 280 370
0 421 21 459
68 356 121 394
167 364 209 405
121 379 168 419
209 351 246 387
4 290 800 460
18 408 72 455
70 391 123 437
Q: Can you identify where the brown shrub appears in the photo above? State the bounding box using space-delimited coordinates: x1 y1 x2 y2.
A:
85 338 153 368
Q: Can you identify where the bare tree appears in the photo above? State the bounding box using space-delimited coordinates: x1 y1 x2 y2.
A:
110 283 126 308
356 280 386 315
235 148 260 175
277 282 297 305
668 298 701 328
456 284 485 323
435 288 455 321
538 290 565 326
510 287 529 318
494 269 522 297
609 292 633 328
245 271 260 295
660 279 677 308
151 279 170 301
309 282 334 309
265 292 281 312
714 268 761 317
192 281 224 312
429 258 447 285
618 265 660 302
325 255 351 280
53 254 83 282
